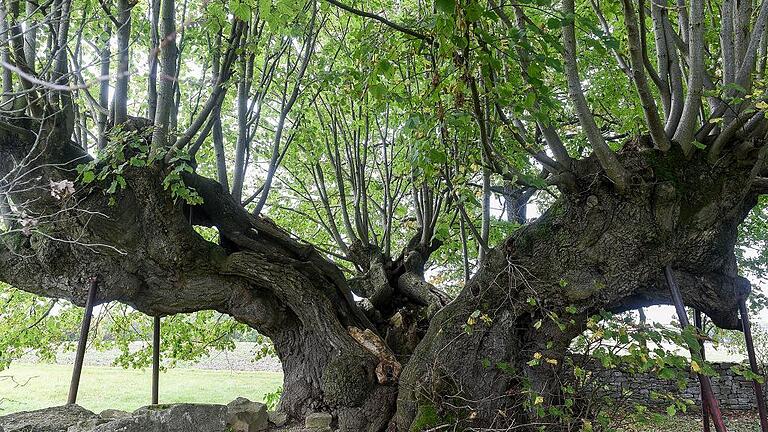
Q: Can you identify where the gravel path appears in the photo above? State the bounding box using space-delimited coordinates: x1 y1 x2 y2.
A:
18 342 283 373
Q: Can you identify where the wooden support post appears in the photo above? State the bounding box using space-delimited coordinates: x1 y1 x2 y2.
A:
739 298 768 432
67 278 98 405
694 310 711 432
152 315 160 405
664 266 728 432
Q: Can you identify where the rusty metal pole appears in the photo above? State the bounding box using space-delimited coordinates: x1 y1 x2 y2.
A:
67 278 98 405
695 310 711 432
152 315 160 405
664 266 728 432
739 298 768 432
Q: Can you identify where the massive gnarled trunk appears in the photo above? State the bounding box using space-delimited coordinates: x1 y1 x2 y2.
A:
396 144 758 430
0 117 763 431
0 124 397 431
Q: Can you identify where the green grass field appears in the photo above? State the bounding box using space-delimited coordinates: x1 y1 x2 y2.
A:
0 363 283 415
618 411 760 431
1 364 762 431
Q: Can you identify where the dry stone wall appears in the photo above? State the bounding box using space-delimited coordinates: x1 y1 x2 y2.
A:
590 361 763 410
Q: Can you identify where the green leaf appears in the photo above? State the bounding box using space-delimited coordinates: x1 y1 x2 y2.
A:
465 2 483 21
81 171 95 184
545 17 561 29
435 0 455 14
129 157 146 167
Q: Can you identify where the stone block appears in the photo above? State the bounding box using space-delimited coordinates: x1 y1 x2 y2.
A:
305 413 332 429
226 398 269 432
269 411 289 427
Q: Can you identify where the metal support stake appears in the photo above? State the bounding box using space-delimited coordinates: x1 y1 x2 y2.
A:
67 278 98 405
739 298 768 432
152 315 161 405
694 310 711 432
665 266 728 432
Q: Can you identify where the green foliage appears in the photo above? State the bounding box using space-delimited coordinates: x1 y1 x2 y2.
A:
163 152 203 206
263 386 283 410
4 0 768 427
76 126 202 206
737 195 768 282
0 283 82 372
510 308 731 431
76 125 149 204
0 282 271 374
410 403 447 432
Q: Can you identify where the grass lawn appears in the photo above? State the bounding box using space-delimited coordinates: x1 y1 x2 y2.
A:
0 363 283 415
619 411 760 431
1 364 761 432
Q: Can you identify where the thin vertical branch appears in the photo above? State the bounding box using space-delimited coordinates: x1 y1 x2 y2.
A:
150 0 178 155
97 21 110 150
148 0 160 120
638 0 666 100
621 0 671 150
112 0 131 125
563 0 631 189
252 8 317 215
211 30 228 190
172 18 243 157
589 0 632 78
721 0 736 87
735 0 752 62
0 0 13 109
22 0 34 74
734 0 768 91
662 13 685 134
479 165 490 262
651 0 671 119
512 6 574 170
672 0 704 154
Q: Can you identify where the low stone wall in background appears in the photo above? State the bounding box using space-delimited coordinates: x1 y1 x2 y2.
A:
590 361 762 410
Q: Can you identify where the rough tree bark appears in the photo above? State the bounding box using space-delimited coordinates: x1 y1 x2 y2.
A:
0 0 766 426
347 235 450 359
396 144 758 430
0 123 397 432
0 117 761 431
